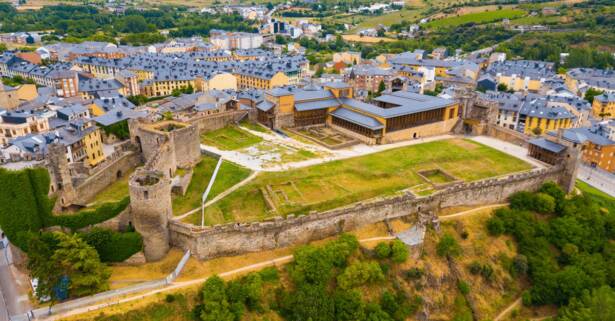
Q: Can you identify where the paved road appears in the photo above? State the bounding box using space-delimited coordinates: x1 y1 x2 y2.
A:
577 164 615 197
0 243 32 321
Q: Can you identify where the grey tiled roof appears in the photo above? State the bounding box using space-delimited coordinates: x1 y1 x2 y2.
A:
331 107 384 130
529 138 566 153
295 98 340 111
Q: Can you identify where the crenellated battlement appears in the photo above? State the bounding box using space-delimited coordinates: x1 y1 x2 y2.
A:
168 165 568 260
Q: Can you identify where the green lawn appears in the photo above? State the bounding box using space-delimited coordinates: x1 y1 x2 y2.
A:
200 126 263 150
185 139 532 226
90 170 133 207
239 120 270 134
172 156 252 215
425 9 525 28
576 180 615 214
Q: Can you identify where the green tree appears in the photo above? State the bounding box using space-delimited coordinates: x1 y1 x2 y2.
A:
26 232 60 301
337 261 385 290
52 232 111 297
374 242 391 259
377 80 386 94
557 286 615 321
437 233 462 258
390 240 409 263
201 276 234 321
497 83 508 92
584 88 604 104
334 290 366 321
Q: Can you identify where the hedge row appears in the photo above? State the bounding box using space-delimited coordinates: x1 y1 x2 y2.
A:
0 168 130 250
45 197 130 231
81 228 143 262
0 168 48 249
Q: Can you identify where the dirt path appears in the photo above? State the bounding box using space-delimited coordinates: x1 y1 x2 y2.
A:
439 204 508 221
494 297 522 321
173 171 259 220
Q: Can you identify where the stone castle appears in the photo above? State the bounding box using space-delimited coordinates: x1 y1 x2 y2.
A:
46 97 581 262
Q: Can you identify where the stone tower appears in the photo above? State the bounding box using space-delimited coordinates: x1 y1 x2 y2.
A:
128 169 172 261
555 129 582 194
46 143 77 208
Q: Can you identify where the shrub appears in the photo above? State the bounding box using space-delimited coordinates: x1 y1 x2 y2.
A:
486 216 506 236
258 267 279 282
458 280 470 295
405 267 424 280
534 193 556 214
512 254 528 276
165 294 176 303
375 242 392 259
337 261 385 290
437 233 462 257
390 240 409 263
81 228 142 262
509 191 555 214
481 264 494 281
468 261 482 275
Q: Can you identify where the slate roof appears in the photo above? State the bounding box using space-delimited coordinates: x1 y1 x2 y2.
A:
295 98 340 111
529 138 566 153
331 107 384 130
94 107 147 126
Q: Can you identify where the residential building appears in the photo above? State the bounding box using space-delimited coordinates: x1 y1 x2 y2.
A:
209 30 264 50
56 120 105 166
333 52 362 65
0 110 50 145
592 92 615 120
565 68 615 95
486 60 555 92
550 125 615 173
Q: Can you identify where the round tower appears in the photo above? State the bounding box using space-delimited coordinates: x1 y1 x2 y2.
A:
128 169 172 261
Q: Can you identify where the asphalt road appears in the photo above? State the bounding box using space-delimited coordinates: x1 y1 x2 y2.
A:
577 164 615 197
0 243 32 321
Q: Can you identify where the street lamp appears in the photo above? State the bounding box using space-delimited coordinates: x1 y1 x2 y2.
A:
201 157 224 228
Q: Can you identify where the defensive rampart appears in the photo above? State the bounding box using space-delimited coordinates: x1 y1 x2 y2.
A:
169 166 565 260
186 110 249 133
74 151 141 204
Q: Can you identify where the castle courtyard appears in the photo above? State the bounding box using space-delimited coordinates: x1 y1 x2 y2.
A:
184 138 533 226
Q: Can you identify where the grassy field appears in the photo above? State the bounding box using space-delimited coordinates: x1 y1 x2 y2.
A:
89 170 133 207
185 138 532 226
200 126 263 151
342 35 396 43
172 156 251 215
576 180 615 214
424 8 526 28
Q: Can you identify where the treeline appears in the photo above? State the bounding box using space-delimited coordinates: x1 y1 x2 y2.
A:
192 234 416 321
486 182 615 317
0 4 257 43
497 32 615 69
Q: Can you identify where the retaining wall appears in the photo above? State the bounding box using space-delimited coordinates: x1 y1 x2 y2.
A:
169 166 564 260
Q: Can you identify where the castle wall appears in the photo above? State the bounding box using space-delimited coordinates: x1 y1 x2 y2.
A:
486 124 529 147
170 125 200 168
188 110 249 134
169 166 564 260
74 151 141 204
